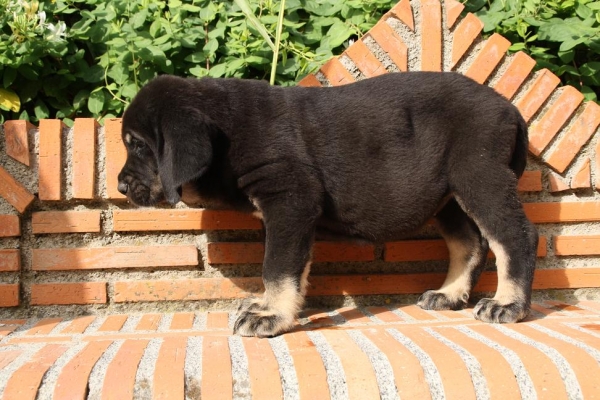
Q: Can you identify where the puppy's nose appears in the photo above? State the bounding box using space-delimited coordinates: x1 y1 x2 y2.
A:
117 182 129 195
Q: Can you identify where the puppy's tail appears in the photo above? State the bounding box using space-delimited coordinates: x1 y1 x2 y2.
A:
510 112 529 179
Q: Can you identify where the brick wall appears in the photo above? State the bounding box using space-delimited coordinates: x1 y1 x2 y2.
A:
2 0 600 316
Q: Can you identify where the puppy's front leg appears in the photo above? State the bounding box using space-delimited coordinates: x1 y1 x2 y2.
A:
234 200 318 337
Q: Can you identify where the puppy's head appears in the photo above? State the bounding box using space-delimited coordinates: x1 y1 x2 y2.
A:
117 75 216 206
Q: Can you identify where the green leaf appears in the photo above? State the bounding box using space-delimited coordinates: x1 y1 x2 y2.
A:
323 20 353 48
509 42 527 51
34 99 50 120
189 66 208 77
185 52 207 63
3 68 17 88
0 88 20 112
208 63 227 77
233 0 275 51
182 4 201 12
199 3 218 21
130 9 148 29
73 90 90 110
581 85 598 101
560 38 587 51
108 63 129 85
580 62 600 76
88 90 105 114
83 65 105 83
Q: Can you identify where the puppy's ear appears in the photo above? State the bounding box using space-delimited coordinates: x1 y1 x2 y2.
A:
158 110 215 204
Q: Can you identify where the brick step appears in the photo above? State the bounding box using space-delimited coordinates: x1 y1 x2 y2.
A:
1 301 599 399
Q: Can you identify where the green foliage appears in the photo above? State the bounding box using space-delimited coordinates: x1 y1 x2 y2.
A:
464 0 600 102
0 0 395 125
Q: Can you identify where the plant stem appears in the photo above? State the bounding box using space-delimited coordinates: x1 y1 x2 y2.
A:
270 0 285 85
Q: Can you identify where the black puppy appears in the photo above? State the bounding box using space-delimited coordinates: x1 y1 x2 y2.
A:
118 72 538 337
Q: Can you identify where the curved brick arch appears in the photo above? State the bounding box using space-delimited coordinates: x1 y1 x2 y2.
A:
298 0 600 192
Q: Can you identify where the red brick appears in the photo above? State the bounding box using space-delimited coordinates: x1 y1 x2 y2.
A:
555 235 600 256
54 341 112 400
474 268 600 292
26 269 600 309
297 74 322 87
420 0 442 71
206 311 230 329
362 328 432 399
389 0 414 30
284 331 330 398
207 241 375 264
545 101 600 173
517 170 542 192
24 318 63 335
201 337 233 400
510 324 600 399
0 349 22 370
32 245 198 270
596 138 600 191
385 237 546 261
469 325 568 397
3 120 34 166
526 201 600 222
243 337 284 399
32 210 101 234
515 69 561 122
528 86 584 156
153 337 187 399
451 13 484 68
136 313 162 331
112 209 261 231
446 0 465 28
0 214 20 237
400 326 477 399
344 39 386 77
38 119 64 200
548 172 570 193
367 21 408 71
492 52 536 99
72 118 98 199
321 330 380 398
169 312 195 330
465 33 511 84
31 282 107 305
434 327 522 398
101 339 149 400
3 344 68 400
98 315 128 332
0 249 20 272
0 165 35 213
571 158 591 189
0 283 19 307
104 118 127 199
319 57 355 86
113 278 263 302
60 316 97 334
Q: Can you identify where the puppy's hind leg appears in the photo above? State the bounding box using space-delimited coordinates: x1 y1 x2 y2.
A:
452 168 538 323
234 194 319 337
418 199 489 310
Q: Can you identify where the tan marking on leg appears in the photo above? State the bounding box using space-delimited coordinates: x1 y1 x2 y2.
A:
435 238 473 302
300 261 311 296
488 238 523 305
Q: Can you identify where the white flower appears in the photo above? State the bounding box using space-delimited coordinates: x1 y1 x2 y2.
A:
37 11 46 27
46 21 66 41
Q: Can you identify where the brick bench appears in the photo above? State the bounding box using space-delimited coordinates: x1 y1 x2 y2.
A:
2 0 600 397
1 302 600 398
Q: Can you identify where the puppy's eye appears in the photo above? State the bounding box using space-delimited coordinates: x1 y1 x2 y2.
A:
131 137 146 150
